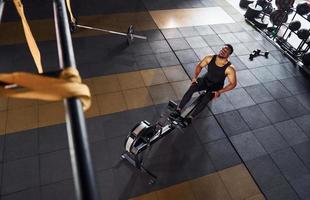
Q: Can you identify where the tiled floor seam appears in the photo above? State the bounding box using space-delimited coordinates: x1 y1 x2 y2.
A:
265 147 306 200
0 102 9 195
211 106 267 199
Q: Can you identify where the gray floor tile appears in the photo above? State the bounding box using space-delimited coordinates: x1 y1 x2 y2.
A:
257 39 278 51
267 64 294 80
210 45 223 55
282 62 303 77
113 161 158 199
247 30 265 41
280 77 310 95
238 55 264 69
125 42 154 56
2 157 39 195
202 34 225 46
293 141 310 170
256 54 279 66
86 117 108 143
233 31 255 43
210 24 231 34
243 41 267 52
271 147 310 181
246 155 287 192
97 169 118 200
0 136 3 163
238 105 271 130
263 80 292 99
156 52 180 67
149 40 171 54
216 110 250 136
92 136 124 171
178 146 215 179
230 131 266 161
38 124 68 154
252 125 289 153
236 70 260 87
218 33 240 44
270 50 291 63
143 29 165 41
175 49 200 64
264 181 300 200
4 129 38 162
229 56 247 71
2 188 40 200
291 175 310 200
244 84 273 104
183 62 199 78
185 36 208 49
205 138 241 170
178 27 200 37
193 47 215 60
40 150 72 185
259 101 290 123
275 119 309 146
250 67 277 83
296 92 310 111
208 93 235 114
294 114 310 138
225 23 245 33
172 126 202 151
278 96 310 118
225 88 256 109
135 54 160 70
192 116 226 143
161 28 182 39
194 25 215 35
40 179 75 200
232 43 251 56
167 38 191 51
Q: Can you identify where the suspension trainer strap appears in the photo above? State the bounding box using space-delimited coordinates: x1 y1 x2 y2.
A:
0 67 91 110
65 0 76 24
13 0 43 73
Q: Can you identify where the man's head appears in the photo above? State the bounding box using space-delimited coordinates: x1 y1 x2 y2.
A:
218 44 234 58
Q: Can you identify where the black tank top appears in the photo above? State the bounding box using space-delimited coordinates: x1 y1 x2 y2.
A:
203 55 231 89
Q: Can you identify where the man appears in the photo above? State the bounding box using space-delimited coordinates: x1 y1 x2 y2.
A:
171 44 237 125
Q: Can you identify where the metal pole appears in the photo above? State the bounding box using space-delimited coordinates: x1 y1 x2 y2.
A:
53 1 100 200
0 0 5 22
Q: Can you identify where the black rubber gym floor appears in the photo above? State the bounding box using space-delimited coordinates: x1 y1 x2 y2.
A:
1 0 310 199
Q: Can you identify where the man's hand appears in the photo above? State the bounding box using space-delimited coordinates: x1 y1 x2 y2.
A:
191 77 198 84
212 91 221 99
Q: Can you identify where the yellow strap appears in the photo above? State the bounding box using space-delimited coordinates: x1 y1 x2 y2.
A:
66 0 76 24
0 68 91 110
13 0 43 73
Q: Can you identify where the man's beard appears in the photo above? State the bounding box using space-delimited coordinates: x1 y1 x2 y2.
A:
218 54 227 59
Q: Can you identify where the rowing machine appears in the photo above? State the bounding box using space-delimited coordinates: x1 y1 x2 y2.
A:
121 91 214 184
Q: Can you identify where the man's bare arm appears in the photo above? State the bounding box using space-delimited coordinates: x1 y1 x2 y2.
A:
192 55 213 83
218 66 237 94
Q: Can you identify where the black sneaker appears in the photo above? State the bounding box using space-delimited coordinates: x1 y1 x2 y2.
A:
169 109 181 120
178 117 192 128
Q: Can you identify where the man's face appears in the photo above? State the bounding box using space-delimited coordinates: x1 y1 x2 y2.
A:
218 46 231 58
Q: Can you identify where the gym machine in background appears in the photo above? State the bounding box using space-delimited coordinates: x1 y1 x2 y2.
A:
241 0 310 74
65 0 147 45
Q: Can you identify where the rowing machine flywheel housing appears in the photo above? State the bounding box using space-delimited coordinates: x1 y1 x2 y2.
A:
124 120 156 155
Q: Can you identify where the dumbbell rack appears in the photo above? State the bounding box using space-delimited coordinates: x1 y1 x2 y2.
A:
275 9 310 59
244 5 310 75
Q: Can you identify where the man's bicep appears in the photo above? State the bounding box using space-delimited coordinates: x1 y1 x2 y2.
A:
227 67 237 85
199 56 212 68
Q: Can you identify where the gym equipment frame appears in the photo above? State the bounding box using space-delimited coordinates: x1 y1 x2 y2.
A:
121 91 214 184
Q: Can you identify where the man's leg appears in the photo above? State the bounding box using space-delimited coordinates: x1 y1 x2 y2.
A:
178 78 206 110
190 91 214 118
170 78 206 118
